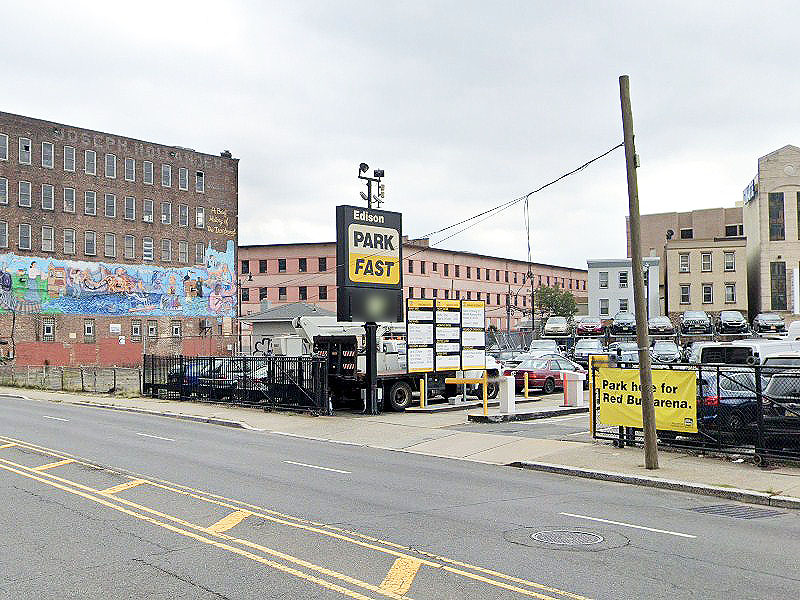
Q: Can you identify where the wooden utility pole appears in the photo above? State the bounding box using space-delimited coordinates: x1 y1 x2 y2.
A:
619 75 659 469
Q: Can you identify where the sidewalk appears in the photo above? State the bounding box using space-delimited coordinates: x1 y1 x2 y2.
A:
4 386 800 507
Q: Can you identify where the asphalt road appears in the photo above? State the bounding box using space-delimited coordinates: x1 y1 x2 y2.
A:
1 395 799 599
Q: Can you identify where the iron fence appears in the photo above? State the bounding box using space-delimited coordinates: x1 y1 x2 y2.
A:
591 362 800 465
142 354 330 414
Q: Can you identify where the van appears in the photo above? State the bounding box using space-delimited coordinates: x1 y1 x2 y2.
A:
692 340 800 365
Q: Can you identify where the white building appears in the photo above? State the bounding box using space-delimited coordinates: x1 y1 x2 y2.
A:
587 258 660 319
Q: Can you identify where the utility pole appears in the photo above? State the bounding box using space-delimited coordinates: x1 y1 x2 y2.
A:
619 75 658 470
506 285 512 335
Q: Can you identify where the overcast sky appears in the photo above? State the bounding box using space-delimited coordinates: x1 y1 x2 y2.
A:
4 1 800 269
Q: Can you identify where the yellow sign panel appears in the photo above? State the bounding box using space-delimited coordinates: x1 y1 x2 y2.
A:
347 223 401 285
407 299 434 310
596 367 697 433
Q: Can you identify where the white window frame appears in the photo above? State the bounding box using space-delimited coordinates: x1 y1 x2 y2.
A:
196 242 204 265
723 252 735 272
18 181 31 207
147 320 158 337
131 320 142 339
18 224 31 250
42 318 55 342
599 271 608 289
725 283 736 304
0 133 7 160
63 187 75 213
84 319 95 339
171 321 182 337
0 221 7 248
195 206 205 228
161 238 172 262
162 164 172 187
618 271 628 288
143 160 153 184
84 231 96 256
179 204 189 227
679 253 690 273
41 142 54 168
142 237 153 261
19 137 31 164
0 177 7 204
85 149 96 175
599 298 609 316
63 145 75 172
104 232 116 258
178 167 188 190
619 298 629 312
63 229 75 254
178 240 188 263
143 198 154 222
105 153 117 178
701 252 712 272
702 283 713 304
124 234 135 259
161 202 172 225
195 170 204 193
84 191 97 216
41 184 54 210
104 193 116 218
124 196 135 220
680 284 690 304
124 157 135 182
41 226 54 252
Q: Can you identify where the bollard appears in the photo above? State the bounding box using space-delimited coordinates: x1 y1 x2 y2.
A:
524 372 529 399
419 378 426 409
482 369 488 417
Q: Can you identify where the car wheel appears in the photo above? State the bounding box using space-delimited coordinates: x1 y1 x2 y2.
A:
486 381 499 400
388 381 413 411
543 378 555 394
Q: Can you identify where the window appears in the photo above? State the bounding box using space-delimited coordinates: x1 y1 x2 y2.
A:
444 264 449 276
162 164 172 187
0 177 6 204
319 286 327 300
495 269 500 281
178 167 188 190
85 150 96 175
680 228 693 239
161 239 172 261
195 171 204 193
64 146 75 171
0 221 7 248
63 188 75 213
104 233 116 258
84 231 96 256
19 181 31 207
599 271 608 288
701 252 712 272
195 242 204 265
143 160 153 184
19 137 31 164
619 298 628 312
42 317 55 342
105 153 116 178
455 265 460 277
513 272 517 283
142 237 153 261
278 287 287 300
771 261 787 311
241 260 250 274
725 223 743 237
147 320 158 338
421 261 426 275
131 320 142 340
299 258 307 272
422 288 427 299
104 193 116 217
319 257 327 272
18 224 31 250
84 319 95 340
41 184 54 210
124 196 135 220
702 284 713 304
259 259 268 273
84 191 96 215
124 235 135 259
259 287 268 300
195 206 205 228
408 260 414 273
41 142 54 168
725 283 736 303
299 286 307 300
241 288 250 302
680 284 690 305
466 266 471 279
433 289 438 298
723 252 735 271
143 198 154 222
0 133 6 160
769 192 785 241
618 271 628 288
504 270 509 282
178 240 188 263
278 259 286 273
41 226 54 252
679 253 690 272
161 202 171 224
63 229 75 254
599 299 609 316
124 158 135 181
178 204 188 227
171 321 182 337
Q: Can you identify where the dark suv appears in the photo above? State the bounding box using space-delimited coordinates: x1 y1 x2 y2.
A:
717 310 748 334
680 310 713 335
610 311 636 335
752 312 786 334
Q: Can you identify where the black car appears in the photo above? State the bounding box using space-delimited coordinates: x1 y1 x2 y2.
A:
610 311 636 335
680 310 713 335
571 338 606 367
717 310 748 334
752 312 786 333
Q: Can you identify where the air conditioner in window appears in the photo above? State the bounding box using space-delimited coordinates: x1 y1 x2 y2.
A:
161 215 169 223
143 215 153 223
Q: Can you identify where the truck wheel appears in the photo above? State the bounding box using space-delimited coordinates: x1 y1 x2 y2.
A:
388 381 413 411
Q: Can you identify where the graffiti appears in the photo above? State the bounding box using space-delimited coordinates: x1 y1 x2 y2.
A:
253 337 273 357
0 240 236 318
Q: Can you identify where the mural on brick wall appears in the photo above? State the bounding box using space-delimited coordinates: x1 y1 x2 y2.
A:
0 240 236 317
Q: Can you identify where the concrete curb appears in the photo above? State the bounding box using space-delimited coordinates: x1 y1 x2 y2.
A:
69 401 260 430
468 406 588 423
509 460 800 509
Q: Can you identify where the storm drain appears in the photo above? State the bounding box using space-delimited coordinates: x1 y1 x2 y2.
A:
689 504 785 519
530 530 603 546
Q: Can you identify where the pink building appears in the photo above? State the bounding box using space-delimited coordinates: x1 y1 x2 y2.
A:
238 239 588 330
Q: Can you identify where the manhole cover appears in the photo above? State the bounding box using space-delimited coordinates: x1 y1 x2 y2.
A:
530 530 604 546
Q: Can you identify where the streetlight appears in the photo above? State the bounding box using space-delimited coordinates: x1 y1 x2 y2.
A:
357 163 385 209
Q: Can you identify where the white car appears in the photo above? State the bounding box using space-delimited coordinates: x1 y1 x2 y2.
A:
543 316 569 336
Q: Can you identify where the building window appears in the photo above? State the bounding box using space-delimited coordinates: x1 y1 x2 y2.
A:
0 177 6 204
599 271 608 288
680 284 690 304
63 229 75 254
161 239 172 262
63 146 75 172
702 283 713 304
196 242 204 265
161 202 171 224
725 223 743 237
770 261 787 311
41 142 54 168
196 171 205 193
143 198 154 222
18 224 31 250
599 299 609 316
19 137 31 164
195 206 205 228
104 233 116 258
105 153 116 178
504 270 509 282
769 192 785 241
278 287 287 301
444 264 449 276
421 261 426 275
85 190 96 215
319 257 327 272
680 228 693 239
124 235 135 259
123 196 135 220
723 251 735 271
84 231 96 256
299 286 307 300
241 260 250 274
42 317 55 342
455 265 460 277
618 271 628 288
143 237 153 261
0 221 7 248
0 133 6 160
319 286 327 300
41 184 54 210
19 181 31 207
466 266 471 279
147 320 158 338
178 204 188 227
259 259 268 273
178 240 188 263
178 167 188 191
408 260 414 273
143 160 153 184
105 193 116 218
299 258 307 272
171 321 182 337
258 287 268 301
618 298 628 312
725 283 736 303
41 226 54 252
85 149 96 175
679 253 690 272
84 319 95 340
278 258 286 273
131 320 142 340
241 288 250 302
124 158 135 181
162 164 172 187
701 252 712 272
422 288 427 299
433 288 438 298
63 187 75 213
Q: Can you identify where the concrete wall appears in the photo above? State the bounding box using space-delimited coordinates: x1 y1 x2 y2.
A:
0 364 140 393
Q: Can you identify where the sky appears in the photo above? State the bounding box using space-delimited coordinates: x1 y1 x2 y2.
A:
3 1 800 270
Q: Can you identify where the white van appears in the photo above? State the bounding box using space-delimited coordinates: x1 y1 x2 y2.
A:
691 339 800 365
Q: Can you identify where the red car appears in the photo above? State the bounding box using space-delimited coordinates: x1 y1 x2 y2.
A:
575 317 605 336
502 357 586 394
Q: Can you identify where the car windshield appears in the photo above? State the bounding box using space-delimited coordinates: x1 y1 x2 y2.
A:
575 340 602 350
761 313 782 322
650 317 669 324
721 311 743 319
617 342 638 351
548 317 567 324
763 357 800 367
529 340 557 350
653 341 678 351
615 312 634 321
520 359 548 369
581 318 601 325
685 311 706 318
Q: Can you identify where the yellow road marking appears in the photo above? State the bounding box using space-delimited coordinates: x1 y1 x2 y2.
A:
31 458 74 471
208 509 250 533
99 478 148 495
0 443 16 449
380 558 422 595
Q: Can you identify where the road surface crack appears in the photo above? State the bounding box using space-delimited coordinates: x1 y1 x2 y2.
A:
131 558 235 599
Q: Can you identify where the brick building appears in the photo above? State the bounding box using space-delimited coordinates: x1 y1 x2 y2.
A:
0 112 238 366
238 239 588 331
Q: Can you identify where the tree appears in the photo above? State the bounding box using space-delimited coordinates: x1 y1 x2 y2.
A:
534 285 577 320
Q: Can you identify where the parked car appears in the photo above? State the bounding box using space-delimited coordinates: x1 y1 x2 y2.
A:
610 311 636 335
753 312 787 334
575 316 604 336
648 316 675 336
543 316 569 336
528 339 559 352
717 310 749 334
651 340 681 363
572 338 606 367
680 310 713 335
697 370 759 433
609 341 639 363
502 357 586 394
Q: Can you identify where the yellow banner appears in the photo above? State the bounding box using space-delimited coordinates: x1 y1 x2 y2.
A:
596 367 697 433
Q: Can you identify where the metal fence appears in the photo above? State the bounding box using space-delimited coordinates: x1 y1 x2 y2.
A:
591 362 800 465
142 355 330 414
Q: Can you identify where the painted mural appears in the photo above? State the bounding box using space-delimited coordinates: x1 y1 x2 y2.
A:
0 240 236 318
